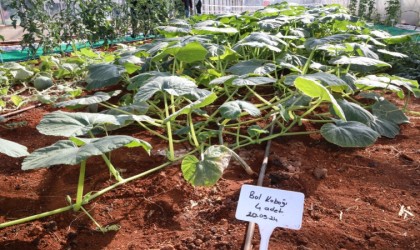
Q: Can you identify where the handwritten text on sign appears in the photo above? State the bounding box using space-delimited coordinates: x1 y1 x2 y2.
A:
235 185 305 230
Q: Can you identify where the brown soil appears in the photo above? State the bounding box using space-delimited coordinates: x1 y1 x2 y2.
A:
0 96 419 250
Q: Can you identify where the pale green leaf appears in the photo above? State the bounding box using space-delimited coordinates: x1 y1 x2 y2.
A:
181 145 232 186
0 138 29 157
219 100 260 119
294 77 346 120
22 136 151 170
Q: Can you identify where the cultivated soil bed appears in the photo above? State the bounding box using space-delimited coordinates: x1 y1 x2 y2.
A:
0 95 419 250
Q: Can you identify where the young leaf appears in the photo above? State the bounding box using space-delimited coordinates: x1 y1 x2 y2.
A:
247 125 268 138
181 145 232 186
86 63 126 90
10 95 24 107
320 121 380 147
164 92 217 122
294 77 346 120
118 55 144 65
219 100 260 119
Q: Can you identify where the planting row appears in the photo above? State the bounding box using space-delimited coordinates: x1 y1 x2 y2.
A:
0 2 419 230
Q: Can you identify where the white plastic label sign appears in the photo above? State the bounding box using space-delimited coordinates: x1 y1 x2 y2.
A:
236 184 305 230
236 185 305 250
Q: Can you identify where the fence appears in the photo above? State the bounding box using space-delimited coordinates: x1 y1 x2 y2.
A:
202 0 351 15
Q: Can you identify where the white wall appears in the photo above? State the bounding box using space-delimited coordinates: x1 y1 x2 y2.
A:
400 0 420 25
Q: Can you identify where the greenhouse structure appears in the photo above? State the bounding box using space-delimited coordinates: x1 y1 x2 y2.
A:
1 0 419 26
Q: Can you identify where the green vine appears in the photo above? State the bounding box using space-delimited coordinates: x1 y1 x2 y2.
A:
385 0 401 25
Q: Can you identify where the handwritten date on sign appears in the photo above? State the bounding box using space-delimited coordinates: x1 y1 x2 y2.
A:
235 185 304 230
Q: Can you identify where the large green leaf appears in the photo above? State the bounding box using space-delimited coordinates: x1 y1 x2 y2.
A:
156 26 191 37
103 102 149 115
303 72 351 93
10 68 34 80
329 56 391 73
305 34 352 50
193 26 238 35
209 75 238 86
175 41 208 63
86 63 126 90
218 100 260 119
336 99 373 124
134 76 197 102
294 77 346 120
55 91 119 108
36 111 143 137
22 136 151 170
118 55 144 65
355 75 401 93
389 75 420 98
335 99 399 137
0 138 29 157
383 34 412 45
320 121 380 147
206 44 239 61
368 116 400 138
233 32 286 52
372 99 409 124
181 145 232 186
377 49 408 58
258 18 288 31
232 76 276 86
227 60 276 75
128 71 171 90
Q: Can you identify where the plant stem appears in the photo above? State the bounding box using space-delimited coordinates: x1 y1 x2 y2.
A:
163 94 175 161
302 50 315 75
101 154 124 182
73 160 87 211
80 206 105 232
246 86 279 111
188 112 199 148
0 148 199 230
0 206 74 229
